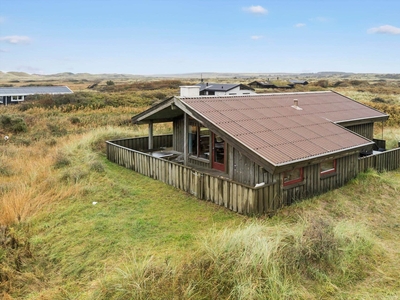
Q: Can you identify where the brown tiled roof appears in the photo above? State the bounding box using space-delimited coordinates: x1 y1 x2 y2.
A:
180 91 386 167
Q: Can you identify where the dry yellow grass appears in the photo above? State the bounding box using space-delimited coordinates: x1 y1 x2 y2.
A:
0 140 81 225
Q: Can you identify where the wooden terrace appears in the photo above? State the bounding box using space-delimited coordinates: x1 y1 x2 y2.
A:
107 134 400 215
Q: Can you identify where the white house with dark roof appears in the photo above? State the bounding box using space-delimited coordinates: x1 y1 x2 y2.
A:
195 82 255 96
0 86 73 105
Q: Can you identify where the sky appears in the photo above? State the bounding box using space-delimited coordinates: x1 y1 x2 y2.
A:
0 0 399 75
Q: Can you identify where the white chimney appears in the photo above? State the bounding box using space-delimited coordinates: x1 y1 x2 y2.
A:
180 86 200 97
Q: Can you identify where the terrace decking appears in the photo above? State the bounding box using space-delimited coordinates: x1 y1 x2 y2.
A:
107 134 400 215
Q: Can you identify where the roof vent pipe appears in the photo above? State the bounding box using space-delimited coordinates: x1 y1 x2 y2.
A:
291 99 303 110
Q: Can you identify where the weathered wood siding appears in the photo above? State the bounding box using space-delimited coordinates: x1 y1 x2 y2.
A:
282 153 359 205
319 153 358 193
345 123 374 140
107 141 280 215
188 157 211 169
229 145 275 186
359 148 400 172
111 135 173 151
173 118 184 152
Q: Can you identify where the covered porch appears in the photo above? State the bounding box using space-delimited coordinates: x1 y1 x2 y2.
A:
106 135 281 215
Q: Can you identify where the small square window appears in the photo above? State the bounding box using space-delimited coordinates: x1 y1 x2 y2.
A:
320 159 336 175
283 168 303 186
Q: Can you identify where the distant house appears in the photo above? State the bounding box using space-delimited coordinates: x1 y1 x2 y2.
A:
195 82 255 96
289 80 309 86
248 81 277 89
0 86 73 106
107 88 399 215
248 81 294 89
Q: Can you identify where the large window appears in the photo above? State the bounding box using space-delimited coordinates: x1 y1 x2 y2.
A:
188 120 210 160
320 159 336 175
283 168 304 186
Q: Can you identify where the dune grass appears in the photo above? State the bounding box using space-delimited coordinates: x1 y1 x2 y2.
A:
1 130 399 299
1 79 400 299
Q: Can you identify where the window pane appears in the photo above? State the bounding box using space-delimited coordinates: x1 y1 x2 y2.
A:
199 126 210 159
321 160 335 173
283 168 303 185
214 135 224 163
188 124 197 156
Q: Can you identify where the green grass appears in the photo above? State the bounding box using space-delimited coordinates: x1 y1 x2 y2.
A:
16 155 242 299
1 78 400 299
4 163 399 299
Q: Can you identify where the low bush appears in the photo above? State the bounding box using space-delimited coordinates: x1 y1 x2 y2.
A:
53 151 71 169
47 123 67 137
0 115 28 133
0 159 14 176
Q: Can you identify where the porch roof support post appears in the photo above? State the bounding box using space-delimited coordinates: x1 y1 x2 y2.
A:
148 121 153 150
184 112 188 165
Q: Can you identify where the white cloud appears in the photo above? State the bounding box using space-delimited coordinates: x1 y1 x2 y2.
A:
295 23 306 28
0 35 32 44
0 48 8 53
243 5 268 15
367 25 400 35
251 35 263 40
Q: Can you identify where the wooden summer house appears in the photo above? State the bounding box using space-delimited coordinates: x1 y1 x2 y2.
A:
107 88 394 215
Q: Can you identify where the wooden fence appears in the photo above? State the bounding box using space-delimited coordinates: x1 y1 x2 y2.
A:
107 136 400 215
107 139 281 215
110 134 173 151
358 148 400 173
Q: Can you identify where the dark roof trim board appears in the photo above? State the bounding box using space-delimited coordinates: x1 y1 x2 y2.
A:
0 86 73 96
132 97 176 124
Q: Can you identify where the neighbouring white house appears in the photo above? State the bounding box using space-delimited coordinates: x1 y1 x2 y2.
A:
0 86 73 105
195 82 255 96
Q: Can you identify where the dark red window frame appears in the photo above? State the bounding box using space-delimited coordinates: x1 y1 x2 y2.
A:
320 159 337 175
283 167 304 186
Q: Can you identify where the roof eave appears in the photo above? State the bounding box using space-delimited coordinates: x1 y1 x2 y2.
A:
337 115 389 127
273 142 374 174
131 97 175 124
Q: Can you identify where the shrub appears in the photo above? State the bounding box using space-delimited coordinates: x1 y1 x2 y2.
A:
47 124 67 137
60 168 88 183
69 117 81 124
89 161 105 173
0 115 28 133
371 97 386 103
315 80 329 88
0 159 13 176
53 152 71 169
45 138 57 147
11 118 28 133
